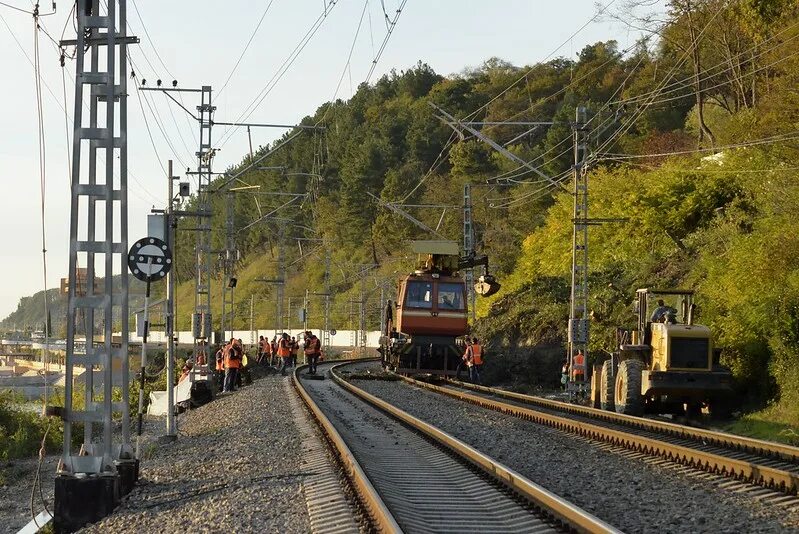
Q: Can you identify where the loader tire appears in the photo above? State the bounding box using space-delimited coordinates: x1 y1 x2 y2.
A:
600 359 615 411
615 359 645 416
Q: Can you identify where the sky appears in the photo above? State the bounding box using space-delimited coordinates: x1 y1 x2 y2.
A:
0 0 654 321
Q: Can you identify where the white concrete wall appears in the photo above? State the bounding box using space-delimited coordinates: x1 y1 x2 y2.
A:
131 329 383 348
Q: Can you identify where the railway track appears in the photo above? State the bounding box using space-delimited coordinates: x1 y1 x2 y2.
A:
392 372 799 501
292 359 618 533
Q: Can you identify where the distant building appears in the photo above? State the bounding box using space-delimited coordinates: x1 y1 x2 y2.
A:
61 267 97 297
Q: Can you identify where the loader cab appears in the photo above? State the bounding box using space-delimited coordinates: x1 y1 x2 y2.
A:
634 289 695 345
633 289 711 372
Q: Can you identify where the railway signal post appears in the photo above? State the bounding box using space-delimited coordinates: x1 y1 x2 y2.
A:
127 237 172 457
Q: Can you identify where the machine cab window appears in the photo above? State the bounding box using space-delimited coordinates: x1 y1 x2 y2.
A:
437 282 465 310
405 280 433 309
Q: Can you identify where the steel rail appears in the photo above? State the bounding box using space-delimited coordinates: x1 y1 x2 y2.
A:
394 374 799 495
330 362 620 534
445 378 799 463
292 362 402 533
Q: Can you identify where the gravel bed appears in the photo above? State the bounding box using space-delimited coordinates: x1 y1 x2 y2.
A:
81 375 316 534
0 455 57 533
353 377 799 534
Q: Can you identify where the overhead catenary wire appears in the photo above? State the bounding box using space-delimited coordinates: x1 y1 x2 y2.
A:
364 0 407 83
0 0 33 15
328 0 369 105
606 15 799 109
606 23 799 111
506 1 754 212
479 45 649 207
133 70 169 176
621 46 799 111
6 6 163 204
596 130 799 161
218 1 341 148
481 35 650 136
463 0 619 125
124 0 201 181
586 2 733 168
141 88 190 170
130 0 176 80
217 0 277 99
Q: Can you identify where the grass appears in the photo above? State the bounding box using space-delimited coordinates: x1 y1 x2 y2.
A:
722 403 799 446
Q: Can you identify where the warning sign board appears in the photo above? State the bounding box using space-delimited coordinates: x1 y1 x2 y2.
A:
128 237 172 282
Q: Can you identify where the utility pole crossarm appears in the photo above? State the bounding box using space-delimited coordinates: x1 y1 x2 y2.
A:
429 102 561 189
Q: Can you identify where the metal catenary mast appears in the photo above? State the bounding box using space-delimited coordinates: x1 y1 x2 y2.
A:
463 183 476 321
193 86 215 366
56 0 139 528
567 107 590 394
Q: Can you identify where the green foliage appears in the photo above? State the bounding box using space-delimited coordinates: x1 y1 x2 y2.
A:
0 392 62 461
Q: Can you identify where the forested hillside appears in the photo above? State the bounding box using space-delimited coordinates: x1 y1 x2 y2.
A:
5 0 798 429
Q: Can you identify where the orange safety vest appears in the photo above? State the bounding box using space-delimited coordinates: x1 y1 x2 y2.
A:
304 336 321 356
277 339 291 357
472 344 483 366
215 349 224 371
572 352 585 376
226 345 242 369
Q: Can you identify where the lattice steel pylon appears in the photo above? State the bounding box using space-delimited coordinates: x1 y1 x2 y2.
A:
192 86 214 367
568 106 590 393
57 0 139 525
463 183 476 322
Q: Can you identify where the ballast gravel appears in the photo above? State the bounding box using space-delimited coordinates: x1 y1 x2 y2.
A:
81 375 321 534
353 377 799 534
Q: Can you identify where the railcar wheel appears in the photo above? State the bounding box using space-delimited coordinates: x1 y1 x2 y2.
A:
614 359 645 416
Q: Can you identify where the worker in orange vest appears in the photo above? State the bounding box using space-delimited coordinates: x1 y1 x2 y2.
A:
304 330 322 375
270 336 278 366
470 337 483 385
278 333 292 376
257 335 266 363
223 339 242 392
572 350 585 382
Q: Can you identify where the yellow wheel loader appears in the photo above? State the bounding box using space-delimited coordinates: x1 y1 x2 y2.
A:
595 289 734 417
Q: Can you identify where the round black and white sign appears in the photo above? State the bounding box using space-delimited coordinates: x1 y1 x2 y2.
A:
128 237 172 282
329 328 337 336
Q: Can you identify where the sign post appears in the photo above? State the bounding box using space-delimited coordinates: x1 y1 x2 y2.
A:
128 237 172 457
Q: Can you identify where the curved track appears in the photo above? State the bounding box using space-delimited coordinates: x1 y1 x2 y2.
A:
292 360 619 533
393 373 799 498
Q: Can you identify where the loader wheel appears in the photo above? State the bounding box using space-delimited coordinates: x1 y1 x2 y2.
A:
615 359 645 416
600 359 615 411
